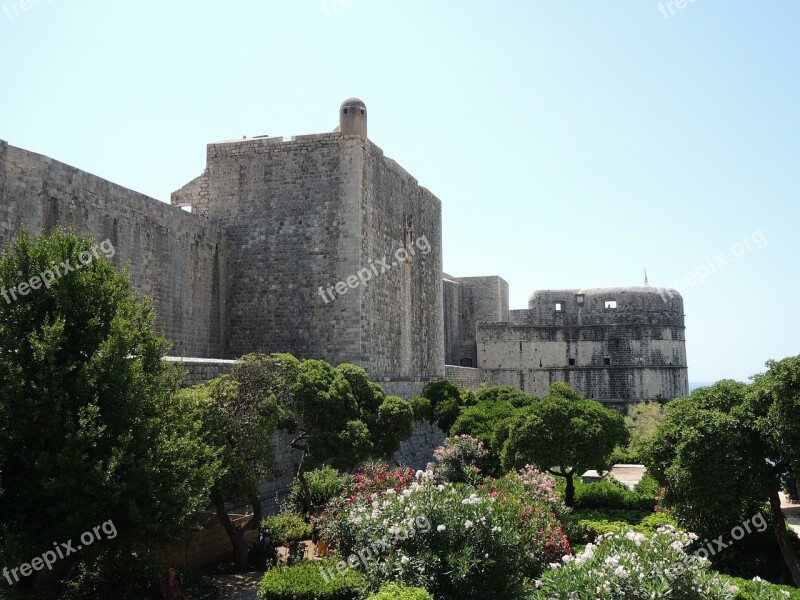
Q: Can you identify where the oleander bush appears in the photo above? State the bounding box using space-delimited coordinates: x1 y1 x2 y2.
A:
430 435 490 484
258 561 364 600
319 469 570 599
531 527 740 600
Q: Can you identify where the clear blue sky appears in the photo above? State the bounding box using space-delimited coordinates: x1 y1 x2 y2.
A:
1 1 797 383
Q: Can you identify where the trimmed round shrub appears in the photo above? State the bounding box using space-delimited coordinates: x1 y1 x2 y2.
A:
574 478 656 511
367 582 433 600
262 512 313 544
258 561 364 600
289 466 352 513
408 395 432 422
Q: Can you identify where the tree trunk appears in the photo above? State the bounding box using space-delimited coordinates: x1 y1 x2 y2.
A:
295 447 312 515
564 472 575 508
216 496 261 573
770 491 800 586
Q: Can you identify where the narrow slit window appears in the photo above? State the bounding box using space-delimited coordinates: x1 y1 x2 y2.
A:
604 299 617 309
604 357 611 366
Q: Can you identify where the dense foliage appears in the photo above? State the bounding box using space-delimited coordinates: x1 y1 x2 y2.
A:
319 468 569 599
502 385 629 506
0 230 218 597
642 373 800 585
258 561 364 600
532 527 740 599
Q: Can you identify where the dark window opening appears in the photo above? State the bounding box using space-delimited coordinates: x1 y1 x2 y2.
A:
460 358 473 368
343 108 348 114
360 109 365 114
603 357 611 366
568 358 576 366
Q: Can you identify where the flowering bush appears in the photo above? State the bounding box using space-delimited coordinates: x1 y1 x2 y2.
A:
532 526 740 599
344 463 416 504
431 435 489 484
313 463 416 549
481 466 567 522
320 469 570 599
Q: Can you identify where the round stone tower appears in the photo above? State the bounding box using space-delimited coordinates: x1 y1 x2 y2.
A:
339 98 367 138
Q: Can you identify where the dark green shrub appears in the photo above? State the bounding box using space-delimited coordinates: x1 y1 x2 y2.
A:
721 575 800 599
477 385 537 407
450 400 517 476
367 582 434 599
249 531 278 570
262 513 313 544
633 473 659 498
408 395 432 421
563 508 677 545
60 549 164 600
573 479 656 511
289 466 351 513
258 561 364 600
422 381 462 430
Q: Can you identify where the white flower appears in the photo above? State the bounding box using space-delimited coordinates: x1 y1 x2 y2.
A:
464 520 474 529
400 555 410 564
437 524 446 532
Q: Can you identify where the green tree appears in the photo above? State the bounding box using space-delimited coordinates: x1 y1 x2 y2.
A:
476 385 537 407
422 380 463 431
624 401 664 452
0 230 218 598
285 361 412 513
189 353 295 572
450 400 518 476
643 372 800 585
501 385 628 506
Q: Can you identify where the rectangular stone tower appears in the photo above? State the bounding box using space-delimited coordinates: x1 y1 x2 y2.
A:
174 129 444 383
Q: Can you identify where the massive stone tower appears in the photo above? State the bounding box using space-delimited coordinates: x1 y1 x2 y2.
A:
173 99 444 389
444 283 688 407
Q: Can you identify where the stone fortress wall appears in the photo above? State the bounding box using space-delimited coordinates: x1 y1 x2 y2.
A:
0 141 229 357
1 99 691 497
447 285 689 408
172 98 443 384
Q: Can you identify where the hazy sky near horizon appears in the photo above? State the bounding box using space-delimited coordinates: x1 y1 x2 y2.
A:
1 1 797 383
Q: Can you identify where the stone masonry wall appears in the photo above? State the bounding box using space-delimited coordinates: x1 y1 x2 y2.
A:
477 288 688 404
359 140 444 380
196 133 444 381
0 141 229 357
443 275 509 368
445 365 483 390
